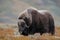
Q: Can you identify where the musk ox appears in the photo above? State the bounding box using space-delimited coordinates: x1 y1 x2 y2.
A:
18 7 55 36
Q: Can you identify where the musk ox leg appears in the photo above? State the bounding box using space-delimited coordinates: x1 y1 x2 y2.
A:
29 27 36 35
49 16 55 35
39 29 46 35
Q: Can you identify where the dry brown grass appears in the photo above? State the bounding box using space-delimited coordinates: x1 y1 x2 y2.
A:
0 26 60 40
55 27 60 37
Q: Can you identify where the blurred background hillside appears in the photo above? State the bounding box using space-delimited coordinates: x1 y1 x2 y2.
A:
0 0 60 26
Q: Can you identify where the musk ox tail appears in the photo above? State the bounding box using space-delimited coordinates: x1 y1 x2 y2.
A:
49 15 55 35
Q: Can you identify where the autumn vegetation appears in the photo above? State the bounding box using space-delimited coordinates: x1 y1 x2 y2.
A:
0 25 60 40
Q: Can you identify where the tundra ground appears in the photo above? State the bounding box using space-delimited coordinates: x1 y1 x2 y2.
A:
0 24 60 40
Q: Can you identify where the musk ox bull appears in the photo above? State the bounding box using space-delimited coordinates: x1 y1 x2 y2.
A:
18 7 55 36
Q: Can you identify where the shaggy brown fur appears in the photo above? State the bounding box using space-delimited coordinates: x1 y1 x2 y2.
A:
18 8 55 36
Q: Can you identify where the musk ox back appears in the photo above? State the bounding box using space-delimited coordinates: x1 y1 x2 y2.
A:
18 7 55 36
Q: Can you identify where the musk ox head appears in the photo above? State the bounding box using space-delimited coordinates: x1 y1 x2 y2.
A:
18 7 38 35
